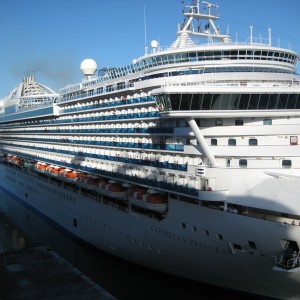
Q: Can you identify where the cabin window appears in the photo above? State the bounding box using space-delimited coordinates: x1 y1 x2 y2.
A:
263 118 272 125
239 159 248 167
249 138 258 146
228 139 236 146
204 230 209 237
235 119 243 126
290 136 298 145
282 160 292 168
73 218 77 228
248 241 257 249
211 138 218 146
215 119 223 126
217 234 223 240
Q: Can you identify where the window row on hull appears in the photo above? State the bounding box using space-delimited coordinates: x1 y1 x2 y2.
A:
156 93 300 111
1 136 184 151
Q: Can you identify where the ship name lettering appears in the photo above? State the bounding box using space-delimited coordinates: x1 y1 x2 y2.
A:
150 225 186 243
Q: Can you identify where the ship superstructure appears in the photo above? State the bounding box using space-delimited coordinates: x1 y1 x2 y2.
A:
0 1 300 299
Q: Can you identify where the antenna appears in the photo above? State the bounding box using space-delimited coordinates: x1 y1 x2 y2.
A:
144 5 148 55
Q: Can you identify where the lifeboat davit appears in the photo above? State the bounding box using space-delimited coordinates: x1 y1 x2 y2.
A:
128 188 167 213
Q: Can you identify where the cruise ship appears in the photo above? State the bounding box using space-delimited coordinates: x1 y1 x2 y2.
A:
0 1 300 299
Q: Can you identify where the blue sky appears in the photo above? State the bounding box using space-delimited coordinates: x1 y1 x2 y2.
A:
1 0 300 97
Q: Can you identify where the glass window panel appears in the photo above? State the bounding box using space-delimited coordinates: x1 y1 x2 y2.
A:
263 118 272 125
268 94 278 109
188 52 197 62
228 139 236 146
277 94 288 109
170 94 181 110
290 136 298 145
220 94 231 110
229 94 240 109
180 94 191 110
211 94 222 110
201 94 212 110
258 94 269 109
239 159 247 167
235 119 243 126
239 94 250 110
248 94 260 109
295 96 300 109
249 138 258 146
215 120 223 126
211 138 218 145
288 94 298 109
282 160 292 168
191 94 203 110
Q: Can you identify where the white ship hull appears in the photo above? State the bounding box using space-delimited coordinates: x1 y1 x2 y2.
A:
1 163 300 300
1 1 300 299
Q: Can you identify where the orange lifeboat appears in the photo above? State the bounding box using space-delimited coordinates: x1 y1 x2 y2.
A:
97 180 127 199
128 188 167 213
50 167 60 175
34 162 47 172
64 170 78 182
77 174 97 189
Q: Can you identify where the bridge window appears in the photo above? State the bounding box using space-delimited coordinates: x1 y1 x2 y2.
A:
268 94 278 109
202 94 212 110
170 94 181 110
287 94 298 109
191 94 203 110
248 94 260 109
220 94 231 109
277 94 288 109
235 119 243 126
230 94 240 109
211 94 222 109
258 94 269 109
239 94 250 109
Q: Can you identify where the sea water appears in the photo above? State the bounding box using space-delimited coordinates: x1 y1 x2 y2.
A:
0 188 265 300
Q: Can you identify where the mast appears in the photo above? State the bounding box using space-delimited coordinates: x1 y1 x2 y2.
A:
176 0 231 44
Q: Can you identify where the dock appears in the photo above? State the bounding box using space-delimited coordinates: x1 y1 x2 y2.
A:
0 246 117 300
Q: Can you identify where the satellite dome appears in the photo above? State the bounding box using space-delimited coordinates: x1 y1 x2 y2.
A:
151 40 158 48
80 59 97 76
